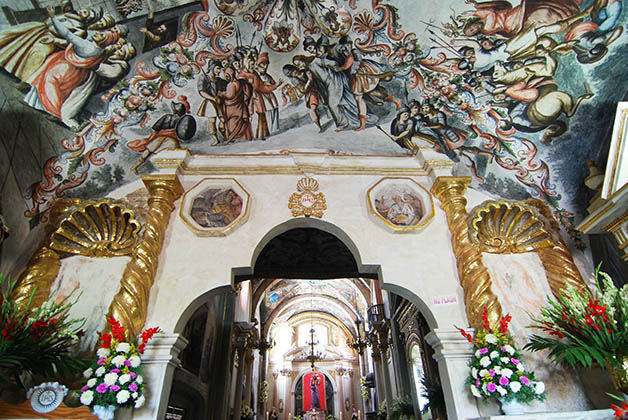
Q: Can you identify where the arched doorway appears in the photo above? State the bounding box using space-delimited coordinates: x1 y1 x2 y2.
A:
166 219 445 420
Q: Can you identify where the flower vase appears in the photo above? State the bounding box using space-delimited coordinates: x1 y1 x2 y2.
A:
91 404 117 420
500 399 524 415
608 354 628 395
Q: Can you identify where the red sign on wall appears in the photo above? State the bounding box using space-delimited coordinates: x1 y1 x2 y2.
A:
303 372 326 411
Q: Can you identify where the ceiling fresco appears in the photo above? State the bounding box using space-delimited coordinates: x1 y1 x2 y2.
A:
261 279 368 326
0 0 626 252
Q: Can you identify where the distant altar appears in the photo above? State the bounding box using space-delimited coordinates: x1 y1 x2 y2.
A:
305 409 326 420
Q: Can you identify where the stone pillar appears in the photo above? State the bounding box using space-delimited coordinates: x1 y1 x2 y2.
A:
132 334 189 420
431 176 502 330
335 369 345 419
370 344 385 409
258 347 268 417
272 370 279 410
233 322 256 420
244 350 255 407
107 175 183 338
233 348 246 420
374 325 393 415
424 329 480 420
282 370 295 420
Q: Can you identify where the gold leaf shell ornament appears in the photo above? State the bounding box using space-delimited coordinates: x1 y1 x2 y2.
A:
297 176 319 192
289 176 327 218
468 200 555 254
49 201 142 258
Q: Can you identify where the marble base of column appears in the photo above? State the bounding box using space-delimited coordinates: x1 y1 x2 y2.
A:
425 329 480 420
131 334 189 420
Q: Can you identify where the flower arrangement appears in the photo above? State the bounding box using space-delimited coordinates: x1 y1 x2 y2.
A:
241 404 254 420
0 275 86 389
525 266 628 369
79 317 161 411
458 309 546 404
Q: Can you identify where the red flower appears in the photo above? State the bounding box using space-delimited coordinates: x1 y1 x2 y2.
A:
481 307 490 331
611 402 628 419
499 314 512 334
107 317 125 341
99 333 112 348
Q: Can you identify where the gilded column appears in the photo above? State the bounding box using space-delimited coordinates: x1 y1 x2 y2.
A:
106 175 183 338
10 199 81 309
525 200 589 296
431 176 502 330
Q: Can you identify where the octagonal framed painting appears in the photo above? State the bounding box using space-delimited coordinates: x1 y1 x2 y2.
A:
367 177 434 233
180 178 250 236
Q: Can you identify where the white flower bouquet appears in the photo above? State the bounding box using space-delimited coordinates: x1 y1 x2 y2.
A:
458 309 546 404
80 317 161 411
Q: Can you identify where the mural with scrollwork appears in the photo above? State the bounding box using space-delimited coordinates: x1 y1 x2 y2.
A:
0 0 625 253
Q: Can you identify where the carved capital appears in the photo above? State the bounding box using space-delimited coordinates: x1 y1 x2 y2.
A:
430 176 471 207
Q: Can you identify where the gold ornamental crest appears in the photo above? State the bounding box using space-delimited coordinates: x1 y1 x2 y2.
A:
288 177 327 218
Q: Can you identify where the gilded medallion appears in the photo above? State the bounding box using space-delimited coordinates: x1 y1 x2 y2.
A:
288 177 327 218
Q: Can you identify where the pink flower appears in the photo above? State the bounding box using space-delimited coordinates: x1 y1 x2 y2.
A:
110 385 120 392
81 385 89 392
111 369 120 373
487 383 497 392
479 348 489 355
129 372 137 379
96 383 108 393
500 346 506 351
124 360 132 367
499 377 510 386
129 382 139 392
511 358 520 365
520 376 531 386
476 378 480 387
488 369 495 377
97 358 107 365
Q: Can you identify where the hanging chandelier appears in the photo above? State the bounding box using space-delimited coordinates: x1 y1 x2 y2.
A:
306 327 323 371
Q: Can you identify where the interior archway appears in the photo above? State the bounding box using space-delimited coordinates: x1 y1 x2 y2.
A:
167 222 445 420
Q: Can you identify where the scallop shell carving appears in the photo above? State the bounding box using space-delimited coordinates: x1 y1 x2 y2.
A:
468 201 555 254
49 201 141 257
297 177 319 192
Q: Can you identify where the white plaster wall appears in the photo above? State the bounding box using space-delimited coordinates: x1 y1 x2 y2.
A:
140 168 471 335
483 252 591 412
53 255 129 352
